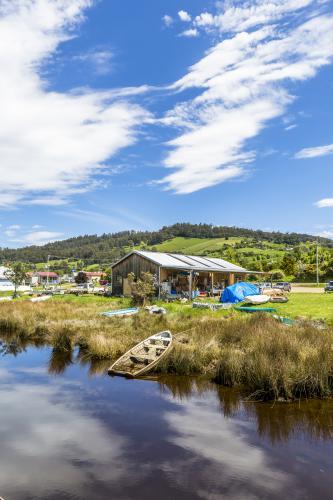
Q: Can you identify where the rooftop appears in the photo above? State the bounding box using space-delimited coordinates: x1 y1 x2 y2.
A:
113 250 249 273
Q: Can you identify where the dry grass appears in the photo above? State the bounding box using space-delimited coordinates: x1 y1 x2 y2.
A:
1 297 333 400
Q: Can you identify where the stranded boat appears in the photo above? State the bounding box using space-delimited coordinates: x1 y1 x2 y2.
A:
101 307 139 318
234 306 277 313
244 294 270 305
108 330 173 378
30 295 52 303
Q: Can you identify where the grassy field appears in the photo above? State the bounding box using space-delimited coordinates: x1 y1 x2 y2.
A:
150 236 284 259
1 293 333 401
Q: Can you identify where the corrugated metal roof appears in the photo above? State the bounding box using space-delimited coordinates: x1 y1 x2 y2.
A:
120 250 248 273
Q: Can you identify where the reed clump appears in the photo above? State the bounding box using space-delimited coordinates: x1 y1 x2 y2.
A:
1 298 333 401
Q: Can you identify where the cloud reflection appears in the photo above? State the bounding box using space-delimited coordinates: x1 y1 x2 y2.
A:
0 378 127 499
163 391 292 499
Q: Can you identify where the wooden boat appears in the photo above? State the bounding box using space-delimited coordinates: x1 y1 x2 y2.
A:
101 307 139 318
234 306 277 313
108 330 173 378
244 294 270 305
270 296 289 303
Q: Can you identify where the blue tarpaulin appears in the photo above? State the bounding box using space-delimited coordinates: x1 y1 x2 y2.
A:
221 282 259 304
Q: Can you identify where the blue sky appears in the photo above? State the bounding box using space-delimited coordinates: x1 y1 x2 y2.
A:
1 0 333 247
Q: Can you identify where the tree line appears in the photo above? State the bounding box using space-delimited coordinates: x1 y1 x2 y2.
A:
0 223 331 266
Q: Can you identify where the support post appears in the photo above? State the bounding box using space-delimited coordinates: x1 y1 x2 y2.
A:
211 272 214 297
189 271 193 300
158 266 161 300
228 273 235 286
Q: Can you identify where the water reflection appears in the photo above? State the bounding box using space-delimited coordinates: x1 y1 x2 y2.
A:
0 334 333 499
0 377 130 499
158 376 333 443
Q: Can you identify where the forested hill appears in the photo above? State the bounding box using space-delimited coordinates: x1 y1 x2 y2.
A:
0 223 331 265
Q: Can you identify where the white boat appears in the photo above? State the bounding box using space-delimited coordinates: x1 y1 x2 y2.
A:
108 331 173 378
101 307 139 318
30 295 52 303
244 294 270 305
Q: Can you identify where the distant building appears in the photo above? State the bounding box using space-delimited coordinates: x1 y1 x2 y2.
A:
83 271 104 283
32 272 60 285
111 250 256 297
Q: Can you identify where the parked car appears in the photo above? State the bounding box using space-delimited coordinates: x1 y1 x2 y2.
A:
324 281 333 292
273 282 291 292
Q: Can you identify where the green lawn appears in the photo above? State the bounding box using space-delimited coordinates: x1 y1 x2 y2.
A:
269 293 333 322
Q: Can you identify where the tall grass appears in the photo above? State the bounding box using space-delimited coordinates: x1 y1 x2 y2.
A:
0 297 333 400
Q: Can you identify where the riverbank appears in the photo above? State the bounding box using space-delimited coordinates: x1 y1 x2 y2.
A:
1 295 333 401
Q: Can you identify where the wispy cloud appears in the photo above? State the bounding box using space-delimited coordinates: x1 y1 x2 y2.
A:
162 14 173 27
0 0 148 208
159 3 333 193
74 48 113 75
315 198 333 208
295 143 333 159
22 231 64 245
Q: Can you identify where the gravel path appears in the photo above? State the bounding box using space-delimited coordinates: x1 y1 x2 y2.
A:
291 286 324 294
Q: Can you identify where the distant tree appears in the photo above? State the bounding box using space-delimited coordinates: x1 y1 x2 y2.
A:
75 271 88 284
269 269 285 281
127 272 156 305
4 262 28 298
281 254 297 276
76 260 85 271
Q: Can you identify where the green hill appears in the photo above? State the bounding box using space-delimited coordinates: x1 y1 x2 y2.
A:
0 223 332 281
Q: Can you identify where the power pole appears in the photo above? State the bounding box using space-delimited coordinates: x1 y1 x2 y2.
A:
316 240 319 286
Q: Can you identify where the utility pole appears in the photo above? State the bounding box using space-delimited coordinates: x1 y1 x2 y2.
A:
316 240 319 286
46 254 50 288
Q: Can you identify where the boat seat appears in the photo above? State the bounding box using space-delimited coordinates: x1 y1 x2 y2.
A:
130 355 155 364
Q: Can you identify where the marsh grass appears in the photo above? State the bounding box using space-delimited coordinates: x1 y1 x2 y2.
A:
1 297 333 400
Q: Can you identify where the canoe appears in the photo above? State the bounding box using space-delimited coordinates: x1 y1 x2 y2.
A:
108 330 173 378
234 306 277 313
244 294 270 305
101 307 139 318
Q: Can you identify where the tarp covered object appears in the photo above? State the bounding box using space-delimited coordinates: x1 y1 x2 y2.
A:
221 282 259 304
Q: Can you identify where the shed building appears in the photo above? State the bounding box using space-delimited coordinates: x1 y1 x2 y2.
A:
111 250 256 298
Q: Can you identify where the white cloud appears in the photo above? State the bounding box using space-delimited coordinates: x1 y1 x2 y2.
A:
22 231 64 245
295 143 333 159
178 10 191 22
162 14 173 27
285 124 298 131
0 0 148 207
180 28 199 38
317 230 333 238
315 198 333 208
160 8 333 193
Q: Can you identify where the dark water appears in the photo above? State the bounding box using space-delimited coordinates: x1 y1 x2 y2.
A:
0 337 333 500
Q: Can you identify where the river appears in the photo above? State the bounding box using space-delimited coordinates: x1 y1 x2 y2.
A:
0 336 332 499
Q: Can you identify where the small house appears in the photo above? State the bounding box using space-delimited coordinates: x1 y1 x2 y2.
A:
111 250 256 298
35 272 60 285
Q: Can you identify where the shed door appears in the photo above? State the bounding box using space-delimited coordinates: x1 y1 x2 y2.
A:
123 278 132 296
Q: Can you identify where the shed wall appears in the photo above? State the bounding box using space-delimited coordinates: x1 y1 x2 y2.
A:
112 254 159 295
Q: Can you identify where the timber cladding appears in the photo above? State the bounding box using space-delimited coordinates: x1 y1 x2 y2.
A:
112 253 159 295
